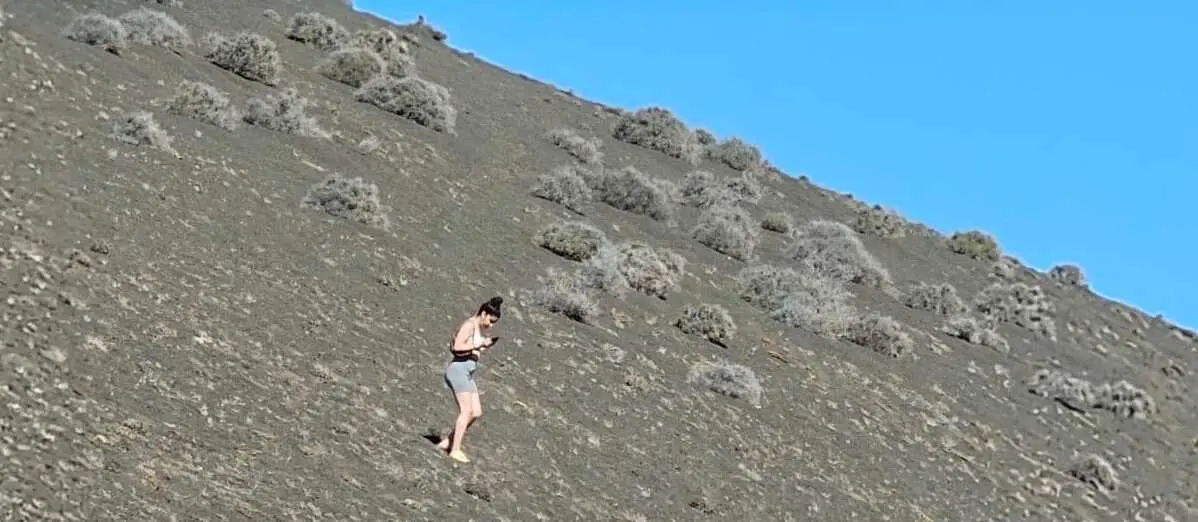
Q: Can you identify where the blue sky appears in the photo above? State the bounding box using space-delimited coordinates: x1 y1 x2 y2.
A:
353 0 1197 331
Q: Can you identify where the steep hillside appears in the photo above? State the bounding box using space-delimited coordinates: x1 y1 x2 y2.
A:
1 0 1195 520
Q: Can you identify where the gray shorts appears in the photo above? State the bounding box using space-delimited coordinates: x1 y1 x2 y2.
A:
444 359 478 394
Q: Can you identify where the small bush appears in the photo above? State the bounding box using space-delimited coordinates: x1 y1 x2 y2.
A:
612 107 703 165
737 265 857 339
110 111 175 154
318 46 386 88
285 12 349 51
675 303 736 346
787 220 893 290
531 268 599 323
205 32 282 86
902 282 967 316
760 212 793 234
687 360 763 408
974 282 1056 340
948 230 1000 261
852 205 907 238
545 128 603 165
724 171 763 204
355 75 456 133
243 88 329 139
347 29 414 77
594 166 676 223
694 128 716 145
705 137 762 171
992 257 1018 279
1048 264 1086 287
63 13 127 53
531 165 594 214
846 313 913 358
940 315 1008 352
576 242 628 295
1094 381 1156 419
1028 369 1096 411
118 8 191 49
1070 454 1118 494
534 220 607 262
301 174 390 229
691 204 760 261
616 242 685 300
166 80 239 130
680 170 761 209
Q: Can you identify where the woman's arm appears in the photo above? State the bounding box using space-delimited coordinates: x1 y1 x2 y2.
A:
450 320 480 355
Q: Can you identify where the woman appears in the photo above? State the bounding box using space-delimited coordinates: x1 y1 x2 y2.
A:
436 296 502 463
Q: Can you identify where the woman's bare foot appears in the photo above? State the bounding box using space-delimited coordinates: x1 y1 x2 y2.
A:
447 449 470 463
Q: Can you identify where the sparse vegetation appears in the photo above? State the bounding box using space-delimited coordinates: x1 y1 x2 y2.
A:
594 166 676 223
355 75 457 133
531 268 599 323
318 46 387 88
705 137 763 171
63 13 128 53
576 242 628 296
1069 454 1119 494
1049 263 1086 287
301 173 390 229
545 128 603 165
1028 369 1156 419
166 80 239 130
948 230 1000 261
346 28 414 77
285 12 350 51
940 315 1009 352
204 32 283 86
760 212 794 234
737 265 858 339
691 204 759 261
534 220 608 262
615 242 685 300
243 88 330 139
845 313 913 358
118 8 192 50
110 111 176 154
687 359 763 408
680 170 761 209
902 282 967 316
973 282 1057 340
675 303 736 346
531 165 594 214
787 220 893 291
852 205 907 239
612 107 703 165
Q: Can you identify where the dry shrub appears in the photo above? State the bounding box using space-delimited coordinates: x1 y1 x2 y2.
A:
355 75 456 133
110 111 176 154
940 315 1008 352
166 80 239 130
612 107 703 165
680 170 761 209
1070 454 1118 494
63 13 127 53
1027 369 1155 419
615 243 685 300
902 282 967 316
845 313 913 358
787 220 893 291
675 303 736 346
594 166 676 223
691 204 760 261
205 32 282 86
688 360 763 408
118 7 191 49
705 137 763 171
285 12 349 51
531 268 599 323
534 220 608 262
760 212 793 234
974 282 1056 340
576 243 628 296
1048 263 1086 287
546 127 603 165
948 230 1000 261
318 46 386 88
736 265 857 339
347 29 414 77
243 88 329 139
531 165 594 214
852 205 907 238
301 174 390 229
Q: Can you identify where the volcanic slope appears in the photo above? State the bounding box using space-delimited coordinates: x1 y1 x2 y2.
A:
1 0 1195 520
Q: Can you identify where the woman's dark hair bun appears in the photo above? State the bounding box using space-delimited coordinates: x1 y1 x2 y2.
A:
489 296 504 307
479 296 504 317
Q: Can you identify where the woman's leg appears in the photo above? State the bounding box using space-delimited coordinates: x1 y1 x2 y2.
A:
448 391 476 458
